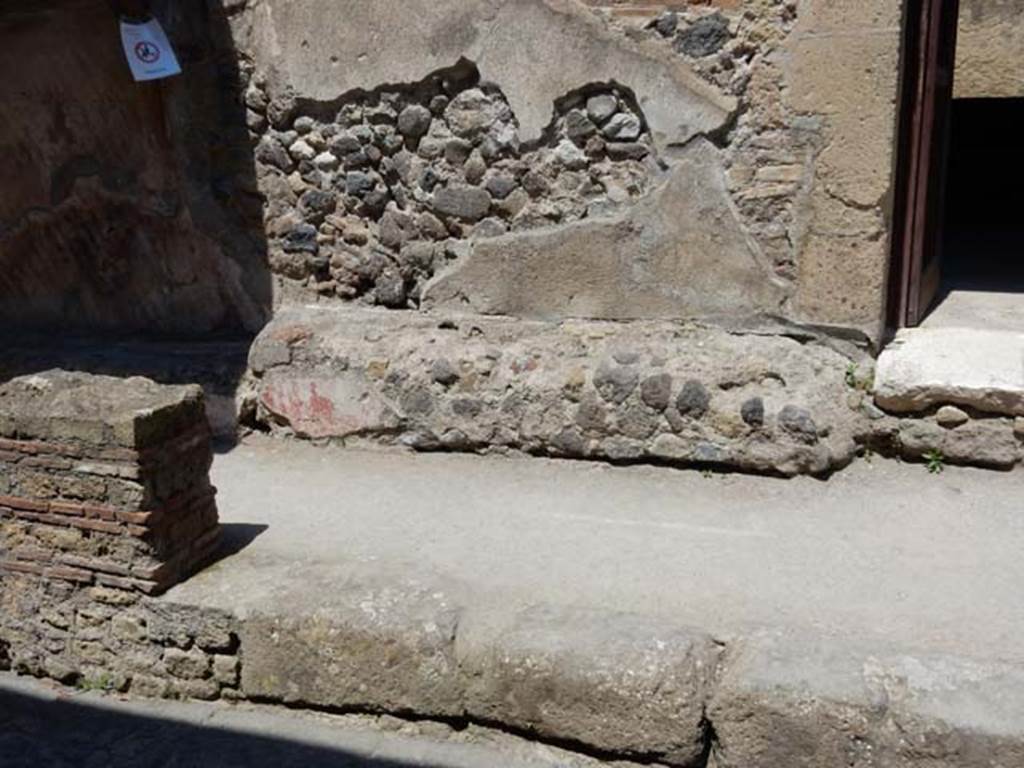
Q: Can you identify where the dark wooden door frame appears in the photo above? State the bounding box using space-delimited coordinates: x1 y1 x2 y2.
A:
886 0 960 337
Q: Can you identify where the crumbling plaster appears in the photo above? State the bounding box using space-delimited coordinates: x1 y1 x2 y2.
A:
0 0 271 335
238 0 736 150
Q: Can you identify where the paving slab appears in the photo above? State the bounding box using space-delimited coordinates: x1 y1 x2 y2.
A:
166 436 1024 765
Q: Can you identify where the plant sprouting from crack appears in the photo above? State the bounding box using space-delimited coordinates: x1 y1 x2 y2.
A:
845 362 872 391
924 449 945 474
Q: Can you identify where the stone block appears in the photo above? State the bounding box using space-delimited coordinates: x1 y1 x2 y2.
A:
459 606 719 765
240 573 463 717
710 629 1024 768
0 370 204 449
875 328 1024 417
248 307 861 476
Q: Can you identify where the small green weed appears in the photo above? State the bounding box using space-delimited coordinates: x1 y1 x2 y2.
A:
76 672 114 692
845 362 859 389
923 449 945 474
845 362 873 391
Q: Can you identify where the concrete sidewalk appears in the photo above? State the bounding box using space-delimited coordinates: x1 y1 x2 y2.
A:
166 437 1024 766
190 436 1024 662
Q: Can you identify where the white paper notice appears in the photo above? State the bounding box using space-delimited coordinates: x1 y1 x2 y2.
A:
120 18 182 82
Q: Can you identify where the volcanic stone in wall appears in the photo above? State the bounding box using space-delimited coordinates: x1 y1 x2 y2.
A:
249 306 865 477
248 65 662 307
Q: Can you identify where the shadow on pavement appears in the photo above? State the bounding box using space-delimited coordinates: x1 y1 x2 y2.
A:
0 685 457 768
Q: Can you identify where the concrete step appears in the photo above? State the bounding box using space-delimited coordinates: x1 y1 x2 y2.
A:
161 437 1024 767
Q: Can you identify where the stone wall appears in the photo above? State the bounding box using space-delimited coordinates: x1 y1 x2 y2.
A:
1 574 240 700
226 0 903 342
248 306 868 477
0 371 235 696
250 65 660 307
1 0 906 342
955 0 1024 99
248 306 1024 476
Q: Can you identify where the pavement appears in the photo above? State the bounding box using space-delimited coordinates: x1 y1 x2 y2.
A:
159 436 1024 766
183 435 1024 663
0 674 627 768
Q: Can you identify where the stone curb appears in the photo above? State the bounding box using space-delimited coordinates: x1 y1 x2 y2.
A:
708 629 1024 767
233 567 719 766
210 565 1024 768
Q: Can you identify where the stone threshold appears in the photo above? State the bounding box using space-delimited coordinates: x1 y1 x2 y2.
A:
875 326 1024 417
166 569 1024 768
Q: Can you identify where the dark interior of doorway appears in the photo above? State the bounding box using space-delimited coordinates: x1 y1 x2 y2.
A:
939 97 1024 292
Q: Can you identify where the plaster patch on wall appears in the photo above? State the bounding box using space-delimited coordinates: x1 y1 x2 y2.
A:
629 2 818 286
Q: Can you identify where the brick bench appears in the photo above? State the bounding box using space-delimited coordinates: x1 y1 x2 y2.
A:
0 370 219 595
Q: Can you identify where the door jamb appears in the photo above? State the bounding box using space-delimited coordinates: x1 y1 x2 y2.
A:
885 0 960 339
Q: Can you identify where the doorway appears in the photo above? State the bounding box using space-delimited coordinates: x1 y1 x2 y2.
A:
889 0 1024 333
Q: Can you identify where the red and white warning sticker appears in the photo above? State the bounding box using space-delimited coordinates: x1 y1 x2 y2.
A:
120 18 181 82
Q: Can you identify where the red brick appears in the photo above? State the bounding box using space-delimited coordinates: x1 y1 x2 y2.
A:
23 455 73 470
95 573 151 591
115 509 155 525
0 560 45 575
82 504 118 521
0 438 37 454
130 560 173 581
131 577 163 595
46 442 85 458
94 446 140 462
65 517 124 535
56 554 131 576
11 546 52 562
49 499 87 517
0 495 48 513
44 565 94 584
16 440 60 455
